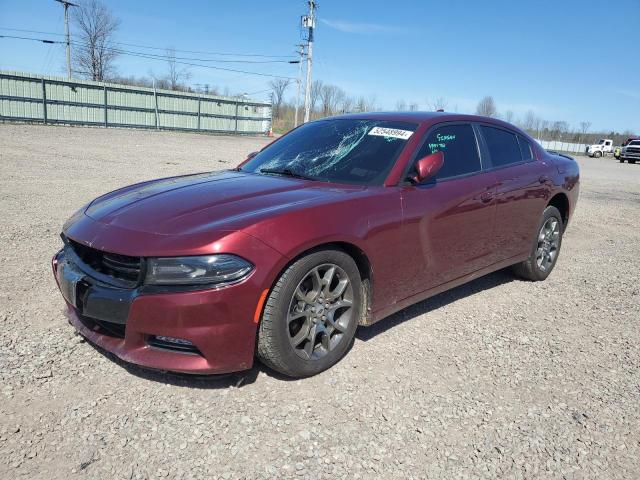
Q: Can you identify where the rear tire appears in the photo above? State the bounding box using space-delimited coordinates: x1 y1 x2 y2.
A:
512 206 563 281
257 249 362 377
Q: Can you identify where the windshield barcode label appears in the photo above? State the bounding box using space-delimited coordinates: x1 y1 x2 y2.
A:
368 127 414 140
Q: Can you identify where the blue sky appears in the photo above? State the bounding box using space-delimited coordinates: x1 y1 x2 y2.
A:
1 0 638 133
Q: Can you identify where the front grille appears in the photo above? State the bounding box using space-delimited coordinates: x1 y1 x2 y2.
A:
67 238 142 286
78 314 126 338
626 147 640 154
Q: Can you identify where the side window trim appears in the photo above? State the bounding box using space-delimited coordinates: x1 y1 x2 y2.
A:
517 135 534 162
475 122 532 172
472 122 491 170
402 121 486 183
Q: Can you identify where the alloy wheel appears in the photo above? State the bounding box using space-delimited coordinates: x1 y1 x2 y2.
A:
286 263 354 360
536 217 560 272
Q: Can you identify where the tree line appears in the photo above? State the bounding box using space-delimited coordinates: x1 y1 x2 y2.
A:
269 78 378 132
474 96 635 146
271 85 635 145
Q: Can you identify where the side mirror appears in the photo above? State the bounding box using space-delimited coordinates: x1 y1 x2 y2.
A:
409 151 444 183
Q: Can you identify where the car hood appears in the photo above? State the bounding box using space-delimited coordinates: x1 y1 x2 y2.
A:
83 170 364 235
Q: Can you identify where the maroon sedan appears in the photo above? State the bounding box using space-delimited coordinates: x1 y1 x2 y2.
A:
52 112 579 377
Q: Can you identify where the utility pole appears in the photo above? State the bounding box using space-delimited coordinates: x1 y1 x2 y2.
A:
302 0 316 123
54 0 77 79
293 44 305 127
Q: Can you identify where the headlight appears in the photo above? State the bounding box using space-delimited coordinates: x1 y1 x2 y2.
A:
145 255 253 286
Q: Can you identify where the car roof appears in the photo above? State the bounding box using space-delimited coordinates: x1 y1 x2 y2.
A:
324 111 524 131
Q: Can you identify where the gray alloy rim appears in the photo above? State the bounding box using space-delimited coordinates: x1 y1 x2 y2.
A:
287 263 354 361
536 217 561 272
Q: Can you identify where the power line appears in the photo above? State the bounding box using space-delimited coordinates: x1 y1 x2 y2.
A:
0 34 297 80
0 33 297 64
0 34 57 43
100 47 297 64
0 26 296 59
106 40 296 59
67 40 298 78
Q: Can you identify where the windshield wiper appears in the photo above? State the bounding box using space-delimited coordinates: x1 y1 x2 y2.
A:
260 167 315 181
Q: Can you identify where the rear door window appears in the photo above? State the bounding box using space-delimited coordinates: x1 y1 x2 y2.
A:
415 124 481 179
517 135 534 161
481 126 523 168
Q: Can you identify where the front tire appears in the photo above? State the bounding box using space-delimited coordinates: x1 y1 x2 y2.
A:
619 158 625 163
594 151 602 158
257 249 362 377
630 159 637 164
512 206 563 281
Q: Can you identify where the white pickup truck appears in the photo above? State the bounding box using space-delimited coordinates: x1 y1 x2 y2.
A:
586 139 613 158
620 140 640 164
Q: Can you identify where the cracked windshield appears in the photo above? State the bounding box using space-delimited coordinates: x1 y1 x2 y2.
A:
241 119 417 185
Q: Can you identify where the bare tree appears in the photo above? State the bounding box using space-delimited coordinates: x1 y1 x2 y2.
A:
533 117 542 140
550 121 569 141
310 80 323 117
369 94 378 111
340 96 354 114
269 78 290 119
165 48 191 91
579 121 591 136
319 84 334 116
522 110 537 132
578 121 591 145
355 96 367 112
427 96 448 111
539 119 550 141
476 96 497 117
72 0 120 81
359 94 377 112
395 99 407 111
319 84 344 117
333 88 346 114
548 121 569 149
502 110 515 123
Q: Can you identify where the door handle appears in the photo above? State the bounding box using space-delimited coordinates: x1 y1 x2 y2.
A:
480 191 494 203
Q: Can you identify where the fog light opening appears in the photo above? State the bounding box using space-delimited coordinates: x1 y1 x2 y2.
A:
147 335 203 356
155 335 193 346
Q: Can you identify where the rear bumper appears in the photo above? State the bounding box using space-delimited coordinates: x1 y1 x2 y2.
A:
53 249 275 375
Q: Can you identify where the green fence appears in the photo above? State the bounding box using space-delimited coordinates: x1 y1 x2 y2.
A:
0 71 272 135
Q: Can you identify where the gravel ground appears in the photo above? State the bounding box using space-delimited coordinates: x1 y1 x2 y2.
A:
1 124 639 479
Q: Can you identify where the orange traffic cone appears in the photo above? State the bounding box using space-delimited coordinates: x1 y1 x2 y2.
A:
267 127 274 137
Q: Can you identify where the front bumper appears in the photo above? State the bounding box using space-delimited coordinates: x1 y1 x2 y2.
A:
52 248 271 375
